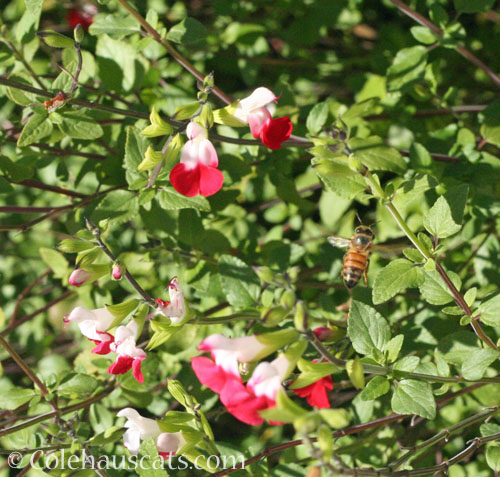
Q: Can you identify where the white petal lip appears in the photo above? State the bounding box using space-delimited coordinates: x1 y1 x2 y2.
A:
156 432 185 454
186 121 207 140
238 87 277 114
66 306 114 340
118 408 161 456
198 334 266 362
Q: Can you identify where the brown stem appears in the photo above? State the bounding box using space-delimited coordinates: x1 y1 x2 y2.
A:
388 0 500 89
12 179 89 199
0 206 69 213
9 269 51 327
1 289 73 336
2 40 47 91
435 262 498 350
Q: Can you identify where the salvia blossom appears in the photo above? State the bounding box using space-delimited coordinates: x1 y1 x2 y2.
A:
292 375 333 409
108 321 146 383
156 277 187 324
117 408 185 459
170 122 223 197
313 326 335 342
66 5 96 30
68 268 90 287
64 306 114 354
192 332 302 425
233 87 293 149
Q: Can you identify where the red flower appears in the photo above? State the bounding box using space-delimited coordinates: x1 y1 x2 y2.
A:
170 122 223 197
66 10 94 30
293 375 333 408
259 116 293 150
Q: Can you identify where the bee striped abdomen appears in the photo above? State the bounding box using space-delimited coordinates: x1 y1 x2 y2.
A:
343 252 368 289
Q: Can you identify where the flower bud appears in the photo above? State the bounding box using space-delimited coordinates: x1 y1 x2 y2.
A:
313 327 335 342
74 24 84 43
112 263 123 280
68 269 90 287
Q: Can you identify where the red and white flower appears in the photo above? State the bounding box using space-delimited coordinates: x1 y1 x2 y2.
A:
117 408 185 459
233 87 293 150
108 321 146 383
68 268 90 287
156 277 186 324
64 306 114 354
170 122 223 197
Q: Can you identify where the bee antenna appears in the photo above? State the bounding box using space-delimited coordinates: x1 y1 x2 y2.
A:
355 212 363 225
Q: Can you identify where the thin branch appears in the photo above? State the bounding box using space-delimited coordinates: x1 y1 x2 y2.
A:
365 105 487 121
10 179 89 199
9 269 51 327
1 289 73 336
2 39 47 90
388 0 500 89
85 219 156 306
0 205 69 214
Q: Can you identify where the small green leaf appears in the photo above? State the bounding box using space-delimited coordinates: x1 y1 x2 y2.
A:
348 301 391 359
410 26 437 45
403 248 425 263
387 46 428 92
461 349 500 380
218 255 260 308
419 269 461 305
40 247 69 278
166 17 207 44
486 445 500 472
319 408 350 429
359 376 390 401
17 113 53 147
58 239 95 253
260 389 308 423
106 299 140 321
290 360 337 389
464 287 477 307
306 102 329 134
424 195 462 239
140 107 172 137
349 136 406 174
480 100 500 147
391 379 436 419
409 143 433 168
58 374 99 395
157 188 210 211
88 13 141 38
346 356 365 390
137 146 163 172
0 388 37 410
58 113 104 140
213 102 246 127
372 259 424 304
385 334 404 363
478 293 500 327
38 30 75 48
393 356 420 373
173 102 201 120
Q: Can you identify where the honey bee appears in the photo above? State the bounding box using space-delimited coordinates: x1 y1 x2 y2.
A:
328 225 375 290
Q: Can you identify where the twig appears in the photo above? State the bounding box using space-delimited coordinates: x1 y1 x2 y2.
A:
85 219 156 306
10 179 88 199
1 40 47 90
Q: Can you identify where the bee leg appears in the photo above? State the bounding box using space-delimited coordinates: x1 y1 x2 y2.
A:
364 261 369 285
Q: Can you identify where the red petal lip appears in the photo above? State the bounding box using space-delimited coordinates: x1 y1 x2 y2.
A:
66 10 94 30
292 375 333 409
259 116 293 150
170 163 223 197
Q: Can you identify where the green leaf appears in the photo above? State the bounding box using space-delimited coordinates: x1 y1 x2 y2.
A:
306 102 329 134
319 408 350 429
424 194 462 239
461 349 500 380
166 17 207 44
58 239 95 253
289 360 337 389
0 156 34 182
454 0 495 13
91 190 139 226
213 102 245 127
38 30 75 48
312 156 366 199
88 426 126 445
17 113 53 147
58 113 104 140
359 376 390 401
157 188 210 211
419 269 461 305
393 356 420 373
106 299 140 321
141 107 173 137
58 374 99 395
0 388 37 410
173 102 201 120
391 380 436 419
372 259 424 304
409 143 433 168
39 248 69 278
385 334 404 363
260 389 308 423
88 13 141 38
347 301 391 358
346 356 365 390
486 445 500 472
349 136 406 174
480 100 500 147
124 126 150 188
137 146 163 172
410 26 437 45
387 46 428 92
218 255 260 308
478 293 500 327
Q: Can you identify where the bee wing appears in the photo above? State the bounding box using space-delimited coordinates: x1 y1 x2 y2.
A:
327 236 351 249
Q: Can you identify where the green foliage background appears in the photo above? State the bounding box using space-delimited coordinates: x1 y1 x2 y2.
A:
1 0 500 475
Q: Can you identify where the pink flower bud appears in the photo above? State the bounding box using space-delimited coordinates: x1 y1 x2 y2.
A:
313 326 334 342
68 269 90 287
112 264 123 280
